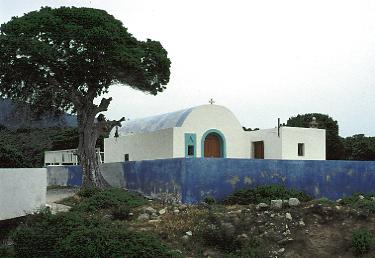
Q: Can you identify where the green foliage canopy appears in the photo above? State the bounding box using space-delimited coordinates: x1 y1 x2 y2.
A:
0 7 170 111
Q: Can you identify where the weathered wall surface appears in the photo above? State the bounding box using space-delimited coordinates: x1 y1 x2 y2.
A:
47 165 82 186
47 159 375 203
104 128 174 162
0 168 46 220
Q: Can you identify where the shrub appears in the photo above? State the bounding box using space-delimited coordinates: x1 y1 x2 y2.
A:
203 196 216 205
12 209 181 258
56 225 181 258
222 185 311 205
71 188 147 212
111 205 132 220
352 228 373 255
341 193 375 213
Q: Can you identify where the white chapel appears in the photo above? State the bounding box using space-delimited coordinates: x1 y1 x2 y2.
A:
104 104 326 162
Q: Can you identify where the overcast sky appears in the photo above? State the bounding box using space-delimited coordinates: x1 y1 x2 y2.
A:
1 0 374 136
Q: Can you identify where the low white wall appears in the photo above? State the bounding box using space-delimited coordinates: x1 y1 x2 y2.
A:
0 168 46 220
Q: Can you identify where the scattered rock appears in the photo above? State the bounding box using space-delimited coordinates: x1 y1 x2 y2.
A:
359 195 365 200
148 219 161 223
288 198 300 206
179 204 188 211
299 220 305 226
150 213 159 219
203 249 217 257
285 212 292 220
102 214 114 220
278 248 285 254
256 203 269 210
186 231 193 236
159 208 167 215
371 197 375 201
181 235 190 242
143 207 156 215
336 198 342 203
173 209 180 214
271 199 283 209
137 213 150 221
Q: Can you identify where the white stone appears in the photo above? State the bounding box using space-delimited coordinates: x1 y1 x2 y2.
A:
143 207 156 215
359 195 365 200
137 213 150 221
159 208 166 215
256 203 269 210
186 231 193 236
271 200 283 209
288 198 300 206
285 212 292 220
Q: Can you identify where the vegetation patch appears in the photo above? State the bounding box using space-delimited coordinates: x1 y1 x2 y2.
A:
222 185 311 205
340 193 375 213
70 188 148 212
352 228 373 255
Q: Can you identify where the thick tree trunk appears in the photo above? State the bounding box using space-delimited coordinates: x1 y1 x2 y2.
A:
77 108 108 189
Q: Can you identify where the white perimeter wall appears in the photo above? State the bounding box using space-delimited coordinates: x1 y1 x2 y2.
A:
247 128 282 159
104 128 174 162
0 168 46 220
281 127 326 160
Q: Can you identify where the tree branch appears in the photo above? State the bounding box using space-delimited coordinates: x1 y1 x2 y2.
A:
96 114 125 136
96 97 113 113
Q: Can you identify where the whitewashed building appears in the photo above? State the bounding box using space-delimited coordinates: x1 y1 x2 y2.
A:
104 104 326 162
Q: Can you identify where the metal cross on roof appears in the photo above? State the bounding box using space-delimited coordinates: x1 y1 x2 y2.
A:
209 98 215 105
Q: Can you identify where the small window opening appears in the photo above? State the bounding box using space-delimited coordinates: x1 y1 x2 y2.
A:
298 143 305 156
124 154 129 161
187 145 195 156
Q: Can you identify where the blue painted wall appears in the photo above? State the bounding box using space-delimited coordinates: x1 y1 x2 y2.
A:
47 158 375 204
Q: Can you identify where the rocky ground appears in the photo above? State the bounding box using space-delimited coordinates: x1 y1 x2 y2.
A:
3 188 375 257
125 197 375 257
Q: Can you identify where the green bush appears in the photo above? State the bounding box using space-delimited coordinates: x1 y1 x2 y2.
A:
111 205 132 220
202 196 216 205
352 228 373 255
12 209 181 258
341 193 375 213
222 185 311 205
71 188 147 212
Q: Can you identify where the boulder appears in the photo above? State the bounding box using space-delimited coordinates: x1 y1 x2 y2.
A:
137 213 150 221
256 203 269 210
288 198 300 206
271 200 283 209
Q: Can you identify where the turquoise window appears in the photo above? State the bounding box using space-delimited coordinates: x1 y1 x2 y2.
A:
185 133 197 157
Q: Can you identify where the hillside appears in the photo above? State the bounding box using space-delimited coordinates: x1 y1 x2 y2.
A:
0 98 77 129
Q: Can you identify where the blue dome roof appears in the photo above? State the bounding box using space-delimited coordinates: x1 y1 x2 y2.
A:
115 107 195 135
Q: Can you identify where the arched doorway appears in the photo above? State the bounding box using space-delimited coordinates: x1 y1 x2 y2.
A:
201 130 226 158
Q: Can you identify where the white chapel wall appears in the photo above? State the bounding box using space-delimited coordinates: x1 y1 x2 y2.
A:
173 105 249 158
247 128 283 159
104 128 174 162
281 127 326 160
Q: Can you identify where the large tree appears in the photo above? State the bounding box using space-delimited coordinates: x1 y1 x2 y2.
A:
286 113 344 160
0 7 171 187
